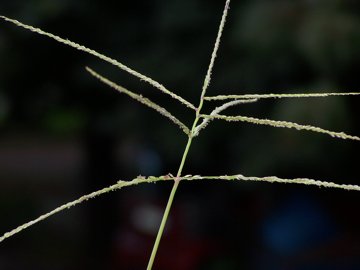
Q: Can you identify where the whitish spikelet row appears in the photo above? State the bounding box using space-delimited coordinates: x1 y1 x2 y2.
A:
2 172 358 243
0 16 196 110
194 99 257 136
201 114 360 141
86 67 190 135
205 92 360 101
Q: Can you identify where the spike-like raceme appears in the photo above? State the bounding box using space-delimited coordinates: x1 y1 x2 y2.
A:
194 99 257 136
201 114 360 141
0 177 158 243
0 16 196 110
204 92 360 101
199 0 230 102
179 174 360 191
86 67 190 135
1 172 358 243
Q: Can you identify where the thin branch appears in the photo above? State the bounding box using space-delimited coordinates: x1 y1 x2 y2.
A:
199 0 230 101
86 67 190 135
0 16 196 110
0 176 163 243
179 174 360 191
194 99 257 136
2 172 358 243
201 114 360 141
205 92 360 101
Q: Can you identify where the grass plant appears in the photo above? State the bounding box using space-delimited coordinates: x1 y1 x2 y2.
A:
1 0 359 268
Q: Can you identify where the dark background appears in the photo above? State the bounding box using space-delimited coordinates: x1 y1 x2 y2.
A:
0 0 359 269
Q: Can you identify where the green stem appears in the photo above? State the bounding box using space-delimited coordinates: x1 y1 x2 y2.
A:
146 106 208 270
146 0 229 266
146 135 194 270
146 102 206 270
146 90 210 270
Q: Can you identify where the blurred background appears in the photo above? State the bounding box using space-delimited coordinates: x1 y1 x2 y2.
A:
0 0 360 269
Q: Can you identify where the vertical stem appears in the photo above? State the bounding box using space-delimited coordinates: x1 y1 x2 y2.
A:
146 1 230 269
146 180 180 270
146 136 193 270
